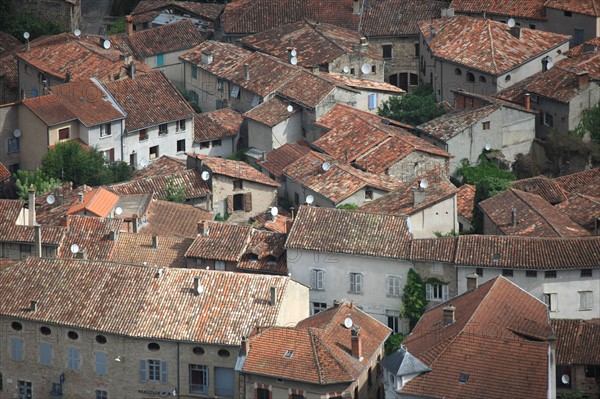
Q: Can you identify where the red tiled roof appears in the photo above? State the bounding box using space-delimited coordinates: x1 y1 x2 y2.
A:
417 105 499 141
402 276 553 398
410 237 458 263
276 71 340 108
193 154 279 187
552 319 600 366
259 142 311 179
419 16 570 75
121 19 204 58
0 54 18 97
108 169 210 200
57 216 122 260
286 206 412 259
36 184 94 226
194 108 242 142
457 184 476 220
321 73 404 93
132 155 187 179
243 302 390 384
556 193 600 231
0 32 22 56
0 257 296 345
243 96 301 127
545 0 600 16
554 167 600 193
138 200 213 238
360 0 446 37
185 222 251 261
566 38 600 57
66 187 120 217
479 188 590 237
104 71 195 132
109 232 193 268
510 175 568 204
237 230 288 274
22 94 77 126
180 41 252 77
450 0 547 19
132 0 224 23
0 162 11 181
0 200 65 245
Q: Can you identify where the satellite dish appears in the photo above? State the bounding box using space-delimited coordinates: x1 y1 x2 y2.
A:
306 195 314 205
546 56 553 63
507 18 516 28
46 194 55 205
406 217 413 233
561 374 570 385
23 32 30 40
70 244 80 254
74 28 81 37
344 317 353 329
115 206 123 216
270 207 279 217
287 104 294 112
547 61 554 69
361 63 370 74
343 66 350 74
321 162 331 172
201 171 210 181
140 159 149 168
290 56 298 65
13 128 21 138
103 39 111 49
290 49 297 57
484 143 491 151
419 179 429 189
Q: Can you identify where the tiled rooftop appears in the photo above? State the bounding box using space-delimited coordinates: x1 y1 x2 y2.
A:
556 193 600 231
194 107 242 142
109 232 193 268
138 200 213 237
66 187 120 217
185 222 251 261
57 215 122 260
552 319 600 366
510 175 568 204
193 154 279 187
450 0 547 19
360 0 446 37
131 0 225 25
0 257 295 345
456 184 476 220
410 237 458 263
554 167 600 193
286 206 412 259
545 0 600 16
179 41 251 77
237 230 288 274
419 16 570 75
259 142 311 179
0 162 10 181
0 32 22 56
417 105 499 141
566 38 600 57
321 73 404 93
22 94 77 126
108 169 210 200
132 155 187 179
0 200 65 245
243 96 301 128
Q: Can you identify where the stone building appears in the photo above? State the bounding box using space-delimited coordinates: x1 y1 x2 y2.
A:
17 0 81 31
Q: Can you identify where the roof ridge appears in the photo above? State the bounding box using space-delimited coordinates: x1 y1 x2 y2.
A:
511 188 568 236
487 22 498 74
310 327 355 383
307 328 325 384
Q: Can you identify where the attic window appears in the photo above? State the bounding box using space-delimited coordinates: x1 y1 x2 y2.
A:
284 350 294 358
248 253 259 262
466 72 475 82
459 373 469 384
454 68 462 76
505 75 511 82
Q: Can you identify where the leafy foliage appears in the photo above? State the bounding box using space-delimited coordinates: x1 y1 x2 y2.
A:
163 178 186 203
456 157 516 185
472 176 511 233
377 85 446 126
176 87 202 113
384 333 405 355
0 10 64 42
108 18 125 35
511 153 544 179
337 203 359 210
402 269 428 331
14 168 62 200
214 213 230 221
575 103 600 145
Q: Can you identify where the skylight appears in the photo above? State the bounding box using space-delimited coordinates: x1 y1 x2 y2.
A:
284 350 294 358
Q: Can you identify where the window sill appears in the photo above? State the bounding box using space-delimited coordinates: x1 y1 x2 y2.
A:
579 308 593 311
158 133 168 137
139 138 148 142
386 294 400 298
310 288 325 292
176 130 186 134
100 135 112 139
348 291 363 295
7 151 20 154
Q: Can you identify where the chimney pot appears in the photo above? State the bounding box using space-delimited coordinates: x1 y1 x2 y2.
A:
244 63 250 81
413 187 426 205
241 336 248 356
34 225 42 257
152 236 158 249
193 276 202 295
125 15 133 36
466 273 478 291
524 93 531 111
351 329 362 359
28 189 36 226
78 191 84 203
198 221 209 236
132 214 139 233
510 26 521 39
269 286 277 306
201 51 213 65
443 305 456 326
511 206 518 227
128 61 136 80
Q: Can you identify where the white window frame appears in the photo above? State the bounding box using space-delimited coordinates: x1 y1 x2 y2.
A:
189 364 208 394
579 291 593 311
426 283 449 302
544 293 558 312
312 302 327 315
311 269 324 291
230 85 240 99
100 123 112 137
67 347 81 370
387 275 401 297
349 272 364 294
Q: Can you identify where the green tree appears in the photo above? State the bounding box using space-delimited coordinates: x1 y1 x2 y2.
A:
14 168 62 199
384 333 405 355
472 176 511 233
108 18 125 35
163 178 186 203
176 87 202 113
456 157 516 185
336 203 358 210
575 103 600 145
377 85 446 126
402 269 428 331
2 12 64 42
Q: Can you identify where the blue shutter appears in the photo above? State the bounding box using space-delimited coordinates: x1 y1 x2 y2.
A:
12 338 23 361
40 343 52 366
140 359 147 382
161 361 168 384
368 93 377 110
157 54 165 66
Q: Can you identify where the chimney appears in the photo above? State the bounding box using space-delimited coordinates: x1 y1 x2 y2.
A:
78 191 84 203
360 37 368 47
511 206 518 227
443 306 455 326
201 51 213 65
284 219 293 234
193 276 202 295
352 0 360 14
125 15 133 36
244 63 250 81
30 300 37 312
413 187 426 205
351 329 362 359
524 93 531 111
152 236 158 249
198 221 209 236
510 26 521 39
65 71 72 82
34 225 42 257
577 71 589 90
108 230 118 241
128 61 136 80
269 286 277 306
241 336 248 356
74 248 87 260
430 25 436 39
28 189 36 226
466 273 478 291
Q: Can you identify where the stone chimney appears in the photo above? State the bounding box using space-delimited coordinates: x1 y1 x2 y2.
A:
269 286 277 306
510 26 521 39
193 276 202 295
241 336 248 356
152 236 158 249
28 189 36 226
198 221 209 236
413 187 426 205
244 63 250 81
201 51 213 65
353 0 360 14
577 71 589 90
466 273 478 291
132 214 139 233
524 93 530 111
351 329 362 359
34 224 42 257
78 191 84 204
128 61 136 80
511 206 518 227
125 15 133 36
443 306 456 326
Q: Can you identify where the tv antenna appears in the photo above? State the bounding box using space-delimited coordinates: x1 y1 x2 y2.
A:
343 66 350 74
103 39 111 49
484 143 491 151
270 207 279 217
287 104 294 112
344 317 353 329
419 179 429 189
321 162 331 172
74 28 81 37
290 49 297 57
201 171 210 181
13 129 21 138
115 207 123 216
290 56 298 65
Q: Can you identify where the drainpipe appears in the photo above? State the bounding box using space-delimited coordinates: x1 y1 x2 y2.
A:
176 342 180 399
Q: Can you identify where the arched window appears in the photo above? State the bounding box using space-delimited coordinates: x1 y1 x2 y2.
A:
455 68 462 76
466 72 475 82
479 76 487 83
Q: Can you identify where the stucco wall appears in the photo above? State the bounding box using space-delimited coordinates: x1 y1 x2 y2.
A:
329 51 385 82
247 111 303 153
210 173 277 220
182 63 230 113
388 151 449 182
408 194 458 238
192 136 235 158
80 120 124 162
546 9 598 45
144 49 188 88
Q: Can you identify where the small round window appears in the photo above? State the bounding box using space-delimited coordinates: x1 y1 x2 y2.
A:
68 331 79 340
218 349 230 358
192 346 205 355
40 326 51 335
11 321 22 331
95 335 107 344
148 342 160 351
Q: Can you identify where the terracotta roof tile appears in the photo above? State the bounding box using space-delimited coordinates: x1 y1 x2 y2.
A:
237 230 288 274
450 0 547 19
121 20 204 58
193 154 279 187
110 232 193 268
57 215 122 260
457 184 476 220
418 105 499 141
0 162 11 181
104 71 194 132
276 71 341 109
0 257 295 345
0 199 65 245
545 0 600 16
243 96 301 127
243 303 390 384
402 276 553 398
410 237 458 263
320 73 404 93
194 108 242 142
510 176 568 204
566 38 600 57
132 155 187 179
361 0 446 37
552 319 600 365
259 142 311 179
419 16 570 75
556 193 600 231
185 222 251 261
36 184 94 226
554 168 600 193
66 187 120 217
0 54 18 98
132 0 224 24
138 200 213 237
180 41 252 77
479 188 590 237
22 94 77 126
0 32 22 56
286 206 412 259
108 169 210 200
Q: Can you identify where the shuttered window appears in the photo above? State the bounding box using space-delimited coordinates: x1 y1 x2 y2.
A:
11 338 24 362
349 273 363 294
40 343 52 366
244 192 252 212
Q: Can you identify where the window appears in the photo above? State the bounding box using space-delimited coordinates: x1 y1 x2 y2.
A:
294 192 300 206
574 29 584 45
149 145 159 160
190 90 199 104
12 321 22 331
476 268 483 277
102 148 115 162
40 326 51 335
350 68 355 75
96 391 107 399
96 335 107 344
368 367 373 387
67 347 80 370
479 76 487 83
414 42 419 57
233 180 243 190
193 346 205 355
217 78 224 91
251 94 260 107
382 44 392 59
191 66 197 79
529 24 536 29
214 367 234 397
40 343 52 366
95 352 107 375
312 302 327 314
7 137 20 153
387 276 401 297
543 112 554 127
585 365 600 378
368 93 377 110
212 139 221 147
189 364 208 394
482 121 490 130
158 123 168 136
230 85 240 99
100 123 111 137
177 139 185 153
454 68 462 76
526 270 537 278
502 269 513 277
579 291 593 310
58 127 70 140
365 188 373 200
544 293 558 312
140 359 168 383
371 65 377 73
564 11 572 17
156 53 165 66
215 260 225 271
11 338 23 362
20 244 31 258
200 141 210 149
466 72 475 82
139 129 148 141
148 342 160 351
233 193 244 211
387 309 400 333
545 270 557 278
426 283 449 301
311 269 324 290
178 119 186 131
581 269 592 277
505 74 511 82
257 388 270 399
349 272 363 294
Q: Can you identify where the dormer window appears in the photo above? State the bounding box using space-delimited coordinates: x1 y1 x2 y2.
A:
284 350 294 358
248 253 258 262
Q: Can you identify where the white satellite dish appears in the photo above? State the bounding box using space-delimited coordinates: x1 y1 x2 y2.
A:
73 28 81 37
546 56 553 63
290 56 298 65
115 206 123 216
201 171 210 181
306 195 314 205
103 39 111 49
419 179 429 189
343 66 350 74
70 243 80 254
321 162 331 172
344 317 353 329
406 217 413 233
290 49 297 57
23 32 30 40
561 374 570 385
13 128 21 138
507 18 516 28
270 207 279 217
46 194 55 205
361 63 370 74
140 159 149 168
287 104 294 112
484 143 491 151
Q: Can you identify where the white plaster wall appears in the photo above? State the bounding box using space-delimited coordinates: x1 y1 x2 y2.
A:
192 136 235 157
409 194 458 238
144 49 188 87
80 120 124 161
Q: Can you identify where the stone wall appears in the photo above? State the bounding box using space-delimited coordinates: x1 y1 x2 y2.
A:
17 0 81 31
